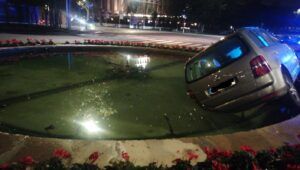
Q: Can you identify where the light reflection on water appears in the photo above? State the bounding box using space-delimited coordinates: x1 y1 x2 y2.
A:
123 54 151 69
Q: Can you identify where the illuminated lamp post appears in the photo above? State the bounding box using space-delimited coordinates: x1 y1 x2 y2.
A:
77 0 93 29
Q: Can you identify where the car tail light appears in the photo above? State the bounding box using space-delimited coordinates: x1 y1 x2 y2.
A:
250 55 272 78
187 89 196 99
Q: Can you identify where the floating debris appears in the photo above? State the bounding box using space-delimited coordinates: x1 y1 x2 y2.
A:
44 124 55 131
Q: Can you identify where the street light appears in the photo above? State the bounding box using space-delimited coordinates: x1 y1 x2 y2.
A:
295 9 300 15
77 0 93 29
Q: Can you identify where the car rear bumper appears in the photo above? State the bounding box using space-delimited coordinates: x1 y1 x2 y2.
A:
207 68 289 112
210 83 288 112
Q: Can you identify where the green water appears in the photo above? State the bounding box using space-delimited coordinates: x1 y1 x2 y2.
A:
0 49 295 139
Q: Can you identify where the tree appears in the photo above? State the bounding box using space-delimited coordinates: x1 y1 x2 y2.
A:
127 1 139 14
151 10 158 28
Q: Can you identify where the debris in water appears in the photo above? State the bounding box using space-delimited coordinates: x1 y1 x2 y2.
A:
45 124 55 131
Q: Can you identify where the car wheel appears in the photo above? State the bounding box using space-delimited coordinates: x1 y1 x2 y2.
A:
283 72 300 108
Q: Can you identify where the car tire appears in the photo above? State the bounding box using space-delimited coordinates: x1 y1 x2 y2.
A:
282 72 300 108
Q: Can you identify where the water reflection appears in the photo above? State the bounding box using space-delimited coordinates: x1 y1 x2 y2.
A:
124 54 151 70
67 53 73 70
78 119 105 134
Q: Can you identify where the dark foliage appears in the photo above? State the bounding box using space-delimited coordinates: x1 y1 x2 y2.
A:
228 151 254 170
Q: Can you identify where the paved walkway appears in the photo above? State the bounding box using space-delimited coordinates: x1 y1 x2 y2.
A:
0 28 222 50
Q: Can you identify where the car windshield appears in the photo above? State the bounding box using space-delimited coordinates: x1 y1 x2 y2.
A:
186 35 248 82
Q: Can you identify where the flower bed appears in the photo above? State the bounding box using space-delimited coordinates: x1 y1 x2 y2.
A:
0 143 299 170
0 38 56 47
0 39 204 53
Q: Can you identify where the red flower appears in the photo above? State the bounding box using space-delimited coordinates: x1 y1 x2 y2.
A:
283 153 294 159
88 152 100 164
121 151 129 161
172 158 182 164
203 147 210 154
0 163 10 169
269 147 277 154
187 151 199 161
220 150 233 158
240 145 256 156
294 144 300 150
53 148 71 159
203 147 232 160
212 160 229 170
203 147 215 160
287 164 300 170
252 162 259 170
19 156 34 166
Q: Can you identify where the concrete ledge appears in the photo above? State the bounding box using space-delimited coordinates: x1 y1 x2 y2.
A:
0 45 196 58
0 115 299 167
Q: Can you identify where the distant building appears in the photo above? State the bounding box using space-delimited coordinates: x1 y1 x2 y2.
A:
93 0 167 19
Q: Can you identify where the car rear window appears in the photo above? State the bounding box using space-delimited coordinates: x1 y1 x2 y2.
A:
186 35 248 83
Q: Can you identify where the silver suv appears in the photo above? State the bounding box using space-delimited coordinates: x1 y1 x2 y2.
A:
185 27 300 111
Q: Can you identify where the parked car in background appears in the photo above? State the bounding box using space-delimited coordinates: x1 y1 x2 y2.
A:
185 27 300 112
